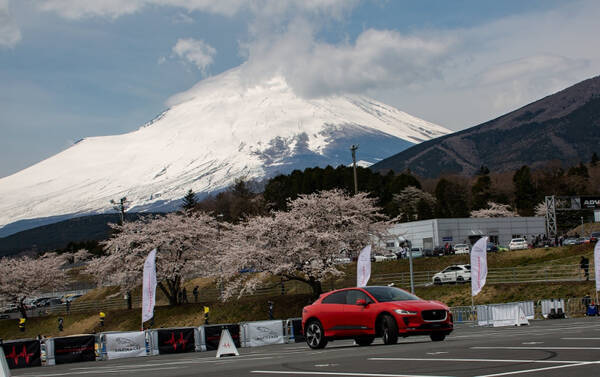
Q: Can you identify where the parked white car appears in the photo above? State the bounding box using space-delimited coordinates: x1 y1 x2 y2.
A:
432 264 471 285
372 252 397 262
454 244 470 255
509 238 528 251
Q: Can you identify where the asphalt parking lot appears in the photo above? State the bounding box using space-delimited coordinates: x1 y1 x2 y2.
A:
11 317 600 377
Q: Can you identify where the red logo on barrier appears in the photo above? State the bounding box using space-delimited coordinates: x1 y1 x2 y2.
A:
6 345 35 365
164 332 189 351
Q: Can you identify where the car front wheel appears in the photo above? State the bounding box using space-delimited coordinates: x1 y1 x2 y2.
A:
430 333 446 341
380 315 398 345
305 319 328 349
434 277 442 285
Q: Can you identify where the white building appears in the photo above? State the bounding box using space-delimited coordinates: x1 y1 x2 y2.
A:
382 217 546 251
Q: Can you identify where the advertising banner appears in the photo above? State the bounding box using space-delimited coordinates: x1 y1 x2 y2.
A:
103 331 147 360
242 320 284 347
1 339 41 369
142 248 157 323
470 236 488 296
581 196 600 209
595 241 600 292
54 335 96 364
203 324 241 351
356 244 371 287
157 328 195 354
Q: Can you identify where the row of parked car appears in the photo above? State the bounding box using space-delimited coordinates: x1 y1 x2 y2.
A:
1 294 82 313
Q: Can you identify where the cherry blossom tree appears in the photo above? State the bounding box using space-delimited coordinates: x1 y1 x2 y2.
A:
218 189 387 299
534 202 547 217
0 253 71 318
470 202 519 218
85 212 221 305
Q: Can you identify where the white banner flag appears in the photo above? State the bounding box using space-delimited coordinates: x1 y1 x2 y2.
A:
595 241 600 292
357 245 371 287
471 237 488 296
142 248 157 323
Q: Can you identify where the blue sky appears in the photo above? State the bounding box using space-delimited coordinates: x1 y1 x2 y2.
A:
1 0 599 178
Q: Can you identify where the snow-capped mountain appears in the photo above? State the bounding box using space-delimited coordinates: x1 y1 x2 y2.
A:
0 68 450 232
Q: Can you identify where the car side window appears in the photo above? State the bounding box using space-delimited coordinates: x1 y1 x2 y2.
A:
322 291 347 304
345 290 372 305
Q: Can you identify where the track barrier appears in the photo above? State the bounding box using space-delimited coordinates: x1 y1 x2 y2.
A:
0 296 588 371
240 320 285 347
99 331 147 360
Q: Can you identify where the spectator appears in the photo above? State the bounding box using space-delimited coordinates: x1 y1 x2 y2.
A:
586 302 598 316
580 256 590 280
66 299 71 314
182 288 188 304
18 317 26 332
99 311 106 327
193 286 199 303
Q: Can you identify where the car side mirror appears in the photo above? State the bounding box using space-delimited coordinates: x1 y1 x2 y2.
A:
356 299 367 306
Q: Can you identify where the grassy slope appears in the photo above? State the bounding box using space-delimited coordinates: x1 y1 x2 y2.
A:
1 244 596 340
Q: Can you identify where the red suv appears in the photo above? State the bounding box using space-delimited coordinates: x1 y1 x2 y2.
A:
302 286 452 349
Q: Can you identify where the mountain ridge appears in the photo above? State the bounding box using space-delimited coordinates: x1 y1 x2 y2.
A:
372 75 600 177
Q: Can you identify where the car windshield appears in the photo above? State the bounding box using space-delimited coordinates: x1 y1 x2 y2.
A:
364 286 420 302
512 238 525 242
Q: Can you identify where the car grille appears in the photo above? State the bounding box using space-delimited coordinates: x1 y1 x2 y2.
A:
421 310 447 322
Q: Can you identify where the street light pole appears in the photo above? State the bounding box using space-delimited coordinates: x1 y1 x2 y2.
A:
350 144 359 195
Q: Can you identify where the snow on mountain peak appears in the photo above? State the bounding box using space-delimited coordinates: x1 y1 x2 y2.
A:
0 67 450 230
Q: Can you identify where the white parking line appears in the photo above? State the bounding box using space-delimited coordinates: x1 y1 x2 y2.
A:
251 371 451 377
472 346 600 350
369 358 583 364
474 361 600 377
561 338 600 340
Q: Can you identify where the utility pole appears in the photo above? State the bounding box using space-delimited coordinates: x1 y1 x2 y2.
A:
350 144 359 195
110 197 128 225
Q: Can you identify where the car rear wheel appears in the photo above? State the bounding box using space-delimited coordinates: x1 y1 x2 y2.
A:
305 319 328 349
430 333 446 341
380 315 398 345
354 335 375 346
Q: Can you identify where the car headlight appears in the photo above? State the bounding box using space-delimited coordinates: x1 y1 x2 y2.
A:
394 309 417 315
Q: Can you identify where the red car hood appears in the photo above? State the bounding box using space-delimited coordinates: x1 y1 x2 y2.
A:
387 300 448 311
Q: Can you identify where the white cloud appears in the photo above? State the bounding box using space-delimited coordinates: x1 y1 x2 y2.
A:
34 0 355 19
172 38 216 75
241 19 454 97
0 0 21 47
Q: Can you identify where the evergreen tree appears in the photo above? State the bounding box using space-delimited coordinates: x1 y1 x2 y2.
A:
471 174 492 210
434 179 469 218
567 162 589 178
182 189 197 211
513 165 538 216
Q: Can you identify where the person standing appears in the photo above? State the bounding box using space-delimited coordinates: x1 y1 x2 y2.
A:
193 286 199 303
182 288 188 304
580 256 590 280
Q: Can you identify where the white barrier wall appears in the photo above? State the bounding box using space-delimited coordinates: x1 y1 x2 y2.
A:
240 320 285 347
100 331 147 360
477 301 532 327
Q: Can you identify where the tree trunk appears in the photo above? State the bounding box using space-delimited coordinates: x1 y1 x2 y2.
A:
158 282 177 306
308 277 323 299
